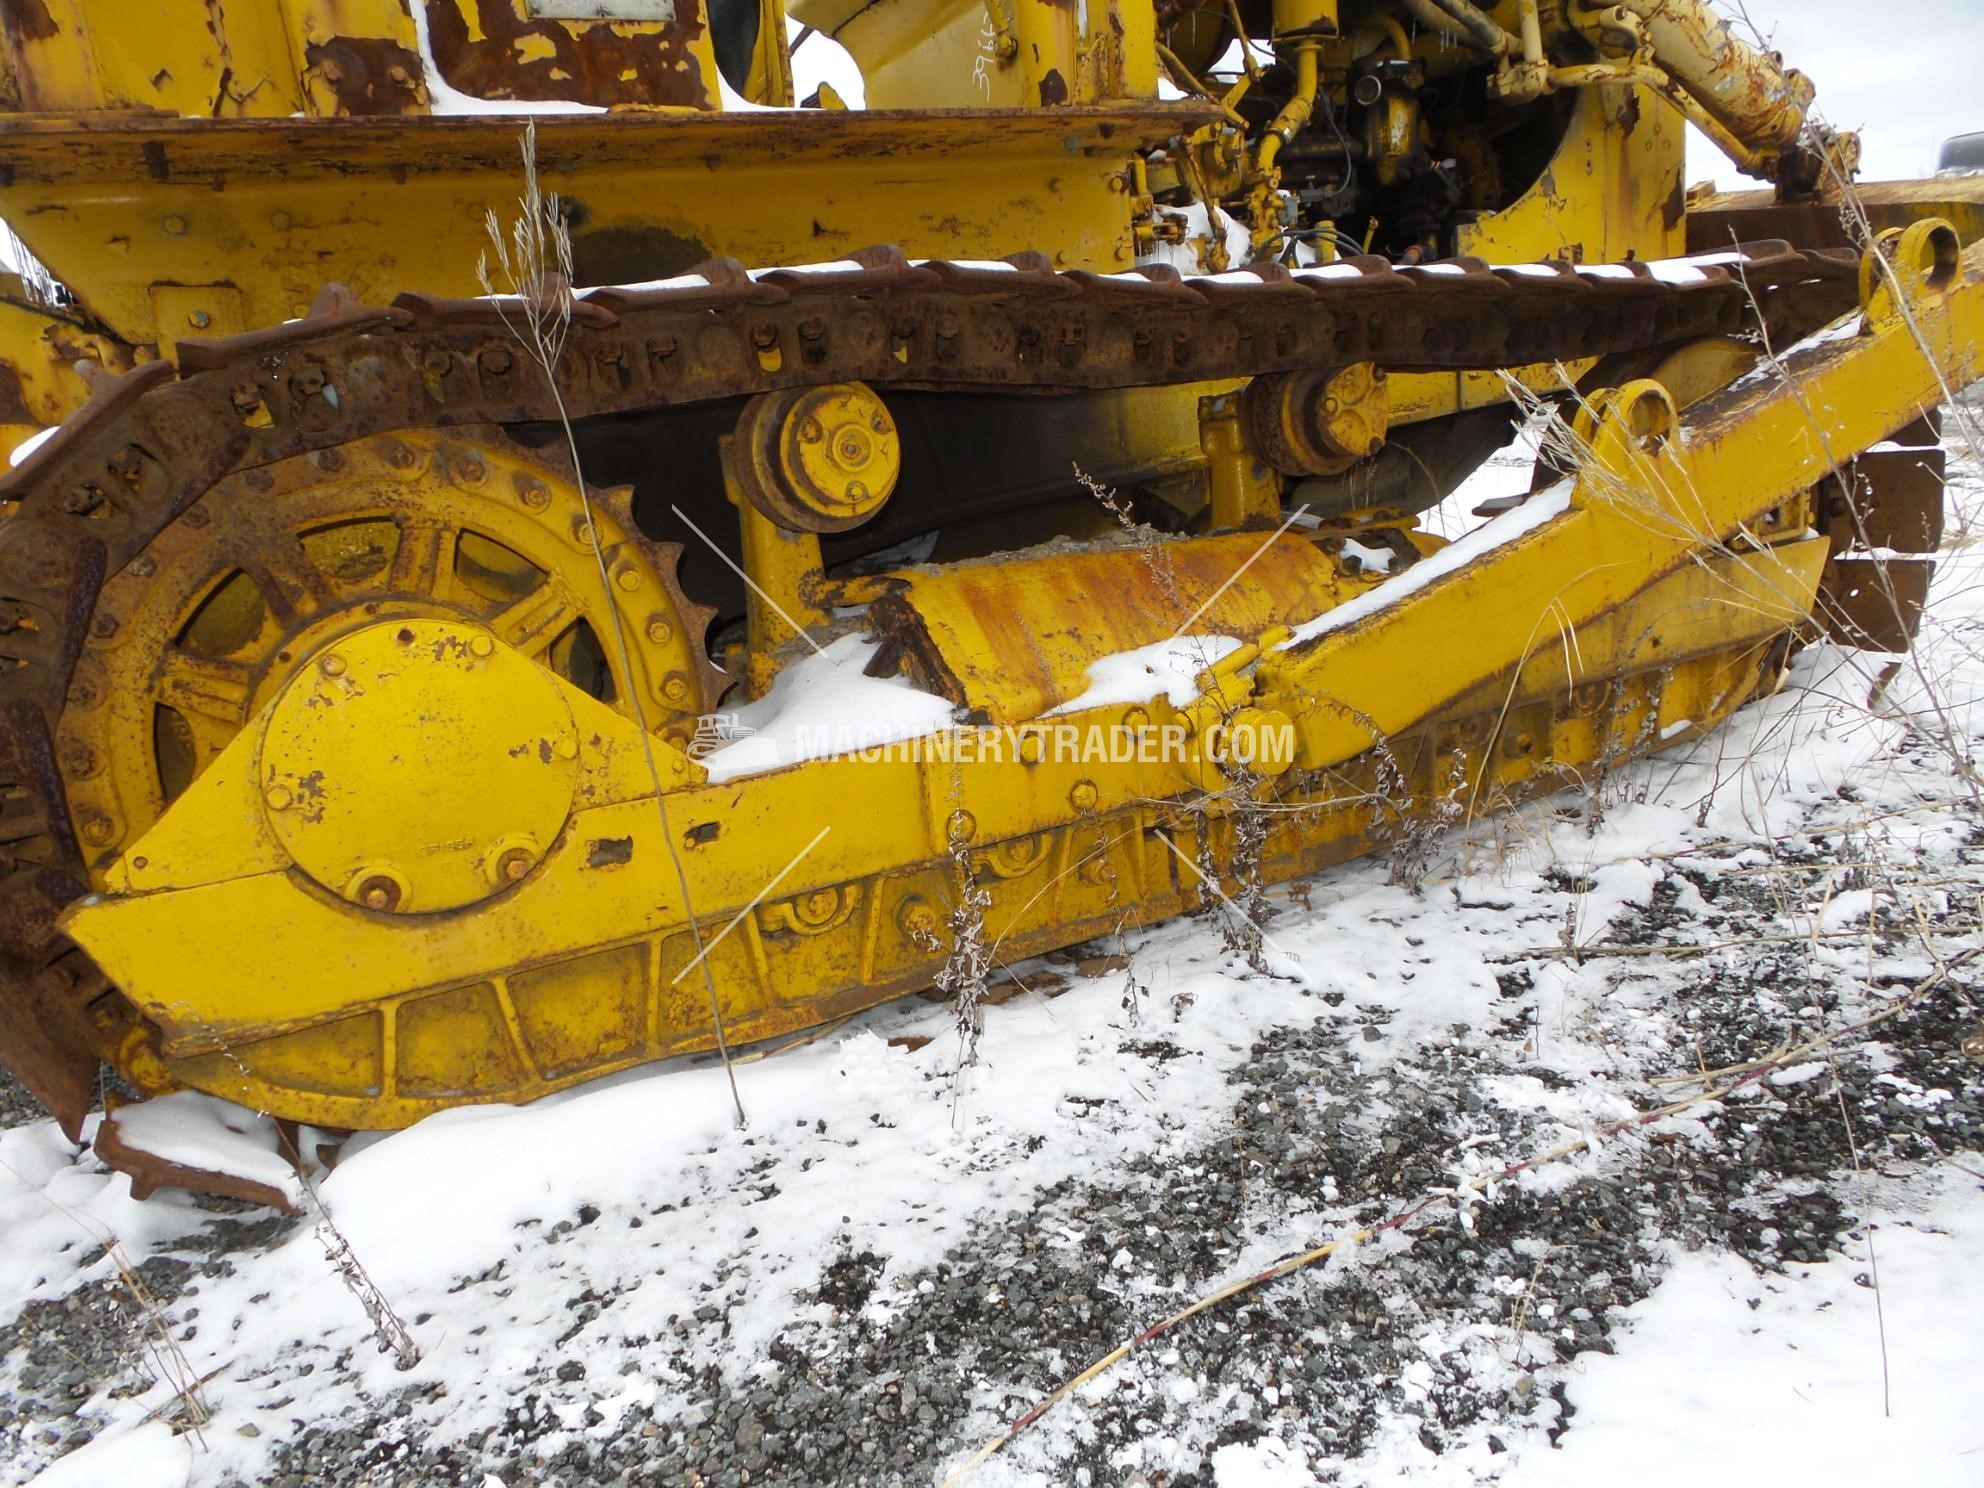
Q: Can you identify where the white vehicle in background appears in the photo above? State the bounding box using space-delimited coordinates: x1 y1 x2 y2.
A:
1940 132 1984 173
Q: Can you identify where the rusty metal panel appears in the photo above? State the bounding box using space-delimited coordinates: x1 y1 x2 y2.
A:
1817 556 1934 652
1688 178 1984 255
422 0 712 108
1821 440 1945 554
865 532 1351 725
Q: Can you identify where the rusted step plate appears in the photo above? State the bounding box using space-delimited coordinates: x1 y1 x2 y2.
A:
1817 556 1935 651
1822 440 1946 553
94 1091 305 1213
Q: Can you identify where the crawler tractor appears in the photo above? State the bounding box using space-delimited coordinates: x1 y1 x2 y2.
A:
0 1 1979 1184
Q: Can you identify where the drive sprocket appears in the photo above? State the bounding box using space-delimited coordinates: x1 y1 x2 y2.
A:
55 429 721 887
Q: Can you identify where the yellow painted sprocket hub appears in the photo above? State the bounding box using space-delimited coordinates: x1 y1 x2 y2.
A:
56 430 720 886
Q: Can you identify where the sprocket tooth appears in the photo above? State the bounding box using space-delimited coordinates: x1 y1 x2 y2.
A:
1002 249 1056 275
645 538 726 712
683 255 753 288
849 244 912 273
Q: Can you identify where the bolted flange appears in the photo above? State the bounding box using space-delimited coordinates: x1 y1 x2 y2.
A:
258 619 580 914
1243 363 1389 477
732 381 901 533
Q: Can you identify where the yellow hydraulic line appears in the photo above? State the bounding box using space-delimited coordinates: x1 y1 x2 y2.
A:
1354 13 1411 61
1604 0 1813 154
1514 0 1542 65
1257 38 1321 176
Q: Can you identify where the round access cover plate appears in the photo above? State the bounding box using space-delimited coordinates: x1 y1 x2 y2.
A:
259 618 580 912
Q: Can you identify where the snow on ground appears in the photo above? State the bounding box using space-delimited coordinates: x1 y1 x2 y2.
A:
2 407 1981 1488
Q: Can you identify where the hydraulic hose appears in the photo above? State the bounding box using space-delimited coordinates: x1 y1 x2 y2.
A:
1393 0 1516 56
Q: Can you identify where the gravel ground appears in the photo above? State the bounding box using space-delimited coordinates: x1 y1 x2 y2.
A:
5 801 1977 1487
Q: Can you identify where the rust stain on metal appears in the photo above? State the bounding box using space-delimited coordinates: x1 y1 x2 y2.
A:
305 36 430 116
422 0 711 110
0 359 32 426
1817 556 1933 653
1 0 60 44
96 1106 303 1212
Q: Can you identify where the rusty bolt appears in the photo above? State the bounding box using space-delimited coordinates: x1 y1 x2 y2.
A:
519 480 551 511
381 439 414 469
1070 779 1100 812
67 676 102 709
60 486 103 516
497 847 534 883
127 553 156 579
89 613 117 640
455 454 487 483
423 347 453 374
183 506 209 528
293 367 326 396
897 896 941 948
660 672 690 704
357 875 401 911
61 744 100 778
645 617 672 645
479 347 513 376
264 784 292 811
751 324 779 350
572 518 596 549
797 317 825 340
319 653 347 677
80 814 116 846
799 417 824 444
244 468 275 492
315 449 344 475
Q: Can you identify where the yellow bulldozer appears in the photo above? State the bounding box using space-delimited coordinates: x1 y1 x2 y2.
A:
0 1 1978 1189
